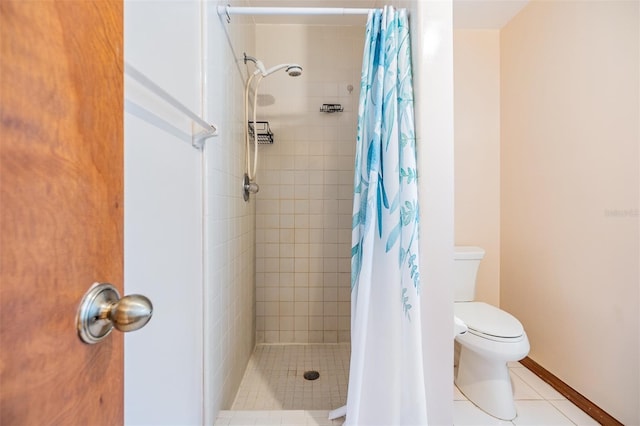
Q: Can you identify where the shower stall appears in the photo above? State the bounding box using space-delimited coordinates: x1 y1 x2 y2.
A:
203 3 455 422
209 17 367 414
123 1 456 424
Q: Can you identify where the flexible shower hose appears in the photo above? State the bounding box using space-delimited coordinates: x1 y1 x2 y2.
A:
244 72 262 182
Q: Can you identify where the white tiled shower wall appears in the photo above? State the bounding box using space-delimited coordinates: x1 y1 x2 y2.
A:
253 25 365 344
205 3 257 416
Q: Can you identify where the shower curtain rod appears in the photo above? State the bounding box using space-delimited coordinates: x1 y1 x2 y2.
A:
218 5 373 20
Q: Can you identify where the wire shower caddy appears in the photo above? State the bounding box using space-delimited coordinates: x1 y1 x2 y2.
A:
248 121 274 144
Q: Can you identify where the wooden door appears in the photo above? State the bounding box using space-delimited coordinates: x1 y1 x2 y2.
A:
0 1 124 425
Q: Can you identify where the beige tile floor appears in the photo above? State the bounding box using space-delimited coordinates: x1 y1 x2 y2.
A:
215 344 600 426
231 344 350 410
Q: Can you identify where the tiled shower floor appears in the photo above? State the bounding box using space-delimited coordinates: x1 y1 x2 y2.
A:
231 344 350 411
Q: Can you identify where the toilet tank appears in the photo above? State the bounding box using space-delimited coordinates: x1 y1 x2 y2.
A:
453 246 485 302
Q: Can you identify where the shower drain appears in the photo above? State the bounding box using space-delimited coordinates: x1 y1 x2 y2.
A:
303 370 320 381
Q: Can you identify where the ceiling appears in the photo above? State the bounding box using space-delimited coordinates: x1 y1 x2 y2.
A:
241 0 530 28
453 0 529 29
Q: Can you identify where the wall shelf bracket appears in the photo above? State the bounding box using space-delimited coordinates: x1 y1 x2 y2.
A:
192 125 218 150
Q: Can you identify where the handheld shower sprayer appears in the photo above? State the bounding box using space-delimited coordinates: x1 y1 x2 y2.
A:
242 53 303 201
244 53 303 78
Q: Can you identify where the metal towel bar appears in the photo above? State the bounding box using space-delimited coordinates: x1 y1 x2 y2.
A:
124 62 217 149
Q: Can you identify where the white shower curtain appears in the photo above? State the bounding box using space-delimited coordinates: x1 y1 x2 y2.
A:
345 6 428 426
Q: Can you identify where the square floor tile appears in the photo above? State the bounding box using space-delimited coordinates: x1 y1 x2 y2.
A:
454 401 513 426
511 370 545 400
549 400 600 425
513 400 574 425
510 367 566 401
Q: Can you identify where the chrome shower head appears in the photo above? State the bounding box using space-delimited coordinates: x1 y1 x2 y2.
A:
285 65 303 77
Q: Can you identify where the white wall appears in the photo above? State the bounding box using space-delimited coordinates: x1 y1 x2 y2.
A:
124 1 204 425
453 30 501 306
500 1 639 424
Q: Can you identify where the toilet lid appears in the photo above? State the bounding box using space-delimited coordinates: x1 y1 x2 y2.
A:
454 302 524 339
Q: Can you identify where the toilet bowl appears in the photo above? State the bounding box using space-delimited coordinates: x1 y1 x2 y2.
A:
453 247 530 421
454 301 529 420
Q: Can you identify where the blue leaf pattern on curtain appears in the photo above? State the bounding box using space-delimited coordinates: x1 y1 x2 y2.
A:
345 6 427 425
352 7 421 315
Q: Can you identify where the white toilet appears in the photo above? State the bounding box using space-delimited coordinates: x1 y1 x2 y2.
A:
453 246 530 421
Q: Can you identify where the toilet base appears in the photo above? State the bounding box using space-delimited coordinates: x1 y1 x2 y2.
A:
455 345 517 421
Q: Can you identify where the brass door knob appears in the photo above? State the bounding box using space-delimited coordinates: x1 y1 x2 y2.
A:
77 282 153 344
